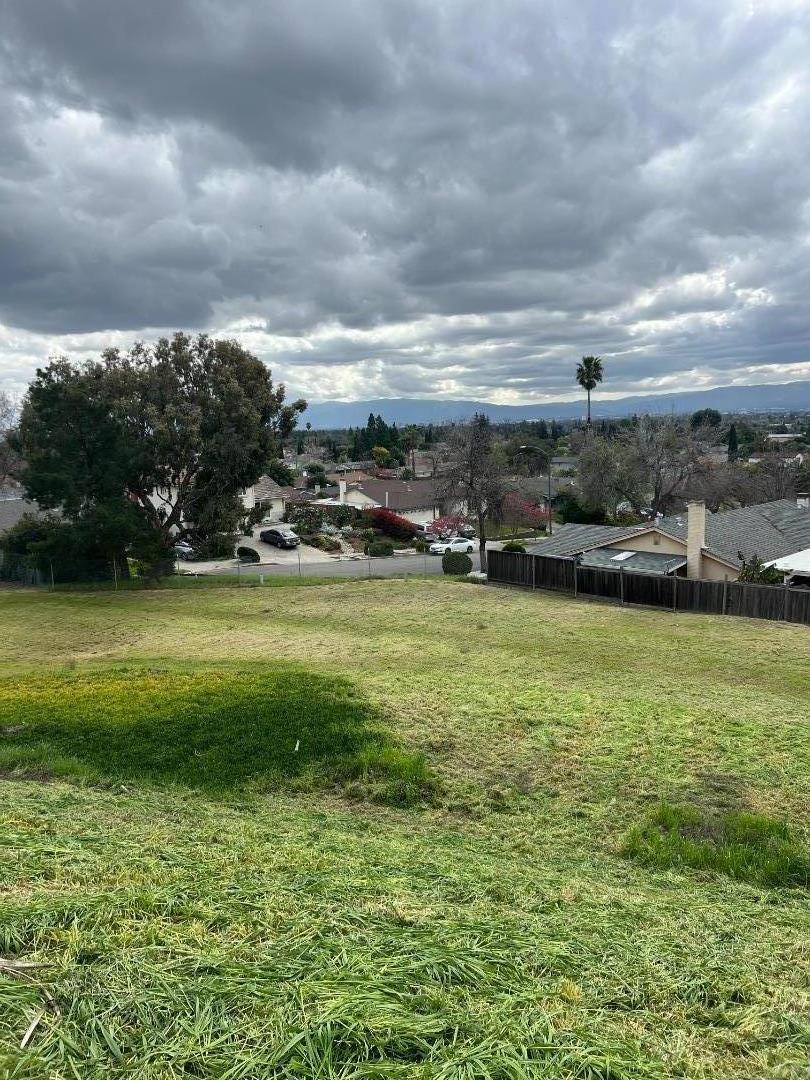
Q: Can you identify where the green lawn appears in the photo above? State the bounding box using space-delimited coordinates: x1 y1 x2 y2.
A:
0 580 808 1078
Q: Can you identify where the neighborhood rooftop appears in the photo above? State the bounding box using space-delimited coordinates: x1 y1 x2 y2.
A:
342 478 440 511
579 548 686 575
528 498 810 571
659 499 810 564
527 523 648 558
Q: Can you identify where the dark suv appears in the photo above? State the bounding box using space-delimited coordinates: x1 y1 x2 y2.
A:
259 526 300 549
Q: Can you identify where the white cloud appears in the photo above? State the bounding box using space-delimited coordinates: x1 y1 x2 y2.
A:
1 0 809 403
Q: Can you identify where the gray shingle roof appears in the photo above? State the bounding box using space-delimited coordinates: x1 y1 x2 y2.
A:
527 522 647 557
579 548 686 575
347 479 441 511
252 475 285 501
510 476 575 501
659 500 810 565
0 498 47 534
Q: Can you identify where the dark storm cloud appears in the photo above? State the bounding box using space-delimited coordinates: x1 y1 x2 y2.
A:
1 0 809 401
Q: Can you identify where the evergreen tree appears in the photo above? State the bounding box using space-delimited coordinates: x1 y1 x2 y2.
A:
727 423 739 461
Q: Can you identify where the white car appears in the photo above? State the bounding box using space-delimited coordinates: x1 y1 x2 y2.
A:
429 536 475 555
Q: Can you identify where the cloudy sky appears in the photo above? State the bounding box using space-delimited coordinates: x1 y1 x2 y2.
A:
1 0 809 405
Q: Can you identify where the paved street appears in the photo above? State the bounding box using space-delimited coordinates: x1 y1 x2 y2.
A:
203 549 484 579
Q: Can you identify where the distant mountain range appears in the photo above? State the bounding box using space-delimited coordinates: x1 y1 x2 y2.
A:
303 380 810 428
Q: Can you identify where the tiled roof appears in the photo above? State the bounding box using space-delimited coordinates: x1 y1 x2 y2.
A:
527 522 648 557
659 499 810 565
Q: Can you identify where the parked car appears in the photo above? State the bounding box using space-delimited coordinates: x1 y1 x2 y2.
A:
429 536 475 555
172 541 197 561
259 526 300 549
260 515 279 526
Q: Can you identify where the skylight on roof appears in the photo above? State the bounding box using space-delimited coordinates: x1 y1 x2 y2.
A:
610 550 635 562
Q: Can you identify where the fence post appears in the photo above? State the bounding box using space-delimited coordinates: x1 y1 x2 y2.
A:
620 565 625 605
722 576 728 616
112 557 118 591
672 573 677 613
532 555 536 590
784 580 790 622
573 559 578 598
49 558 55 592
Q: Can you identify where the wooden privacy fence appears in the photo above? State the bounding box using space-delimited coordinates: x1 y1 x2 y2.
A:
487 549 810 626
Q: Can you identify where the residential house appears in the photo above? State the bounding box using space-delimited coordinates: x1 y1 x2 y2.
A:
550 456 579 477
528 496 810 581
241 476 298 521
324 478 464 524
510 475 577 511
0 494 49 534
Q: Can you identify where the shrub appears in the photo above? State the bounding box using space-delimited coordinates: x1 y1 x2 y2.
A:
306 534 341 552
501 494 548 533
501 540 526 553
194 533 237 559
366 540 394 557
321 504 355 528
287 504 324 533
243 505 265 530
360 528 376 543
236 546 260 563
738 553 785 584
431 514 471 537
442 551 473 575
362 507 418 541
623 802 809 888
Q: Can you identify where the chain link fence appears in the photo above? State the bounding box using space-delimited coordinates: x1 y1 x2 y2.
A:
0 549 445 590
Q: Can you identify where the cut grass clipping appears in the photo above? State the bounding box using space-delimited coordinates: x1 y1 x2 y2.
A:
624 802 810 888
0 668 433 806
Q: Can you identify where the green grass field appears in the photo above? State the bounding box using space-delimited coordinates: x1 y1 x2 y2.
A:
0 579 808 1079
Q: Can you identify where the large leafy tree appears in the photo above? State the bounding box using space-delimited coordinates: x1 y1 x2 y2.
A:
16 333 305 546
438 413 506 571
575 355 604 425
0 390 21 486
578 417 705 517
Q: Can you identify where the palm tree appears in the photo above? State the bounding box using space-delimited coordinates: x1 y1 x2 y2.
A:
575 355 604 425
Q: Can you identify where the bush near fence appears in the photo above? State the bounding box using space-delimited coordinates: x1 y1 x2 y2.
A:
487 550 810 626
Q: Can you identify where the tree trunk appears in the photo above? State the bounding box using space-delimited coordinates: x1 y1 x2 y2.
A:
478 511 487 573
586 388 591 425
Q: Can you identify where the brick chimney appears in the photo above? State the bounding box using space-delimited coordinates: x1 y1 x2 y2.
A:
686 500 706 579
338 479 347 504
798 493 809 509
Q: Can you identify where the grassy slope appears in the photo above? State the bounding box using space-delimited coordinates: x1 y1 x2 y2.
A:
0 580 808 1078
